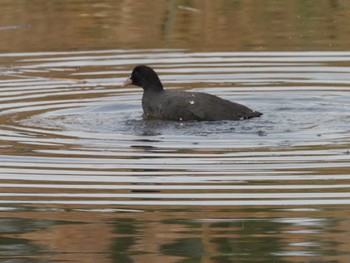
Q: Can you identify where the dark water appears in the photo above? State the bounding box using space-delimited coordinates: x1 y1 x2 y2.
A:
1 1 350 262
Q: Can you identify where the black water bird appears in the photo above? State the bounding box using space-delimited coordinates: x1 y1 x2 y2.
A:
122 65 262 121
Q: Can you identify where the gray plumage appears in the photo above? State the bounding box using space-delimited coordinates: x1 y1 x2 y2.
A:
123 65 262 121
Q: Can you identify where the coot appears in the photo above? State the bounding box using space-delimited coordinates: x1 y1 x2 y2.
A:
122 65 262 121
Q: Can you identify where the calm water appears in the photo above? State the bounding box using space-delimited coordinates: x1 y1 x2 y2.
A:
1 1 350 263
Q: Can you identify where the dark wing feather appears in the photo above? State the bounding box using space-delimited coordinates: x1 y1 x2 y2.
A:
188 92 261 121
152 90 261 121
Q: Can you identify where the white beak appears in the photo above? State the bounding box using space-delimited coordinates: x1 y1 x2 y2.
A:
121 77 132 88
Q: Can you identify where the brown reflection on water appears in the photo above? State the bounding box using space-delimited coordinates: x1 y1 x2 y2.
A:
1 0 350 262
1 0 350 52
1 207 350 262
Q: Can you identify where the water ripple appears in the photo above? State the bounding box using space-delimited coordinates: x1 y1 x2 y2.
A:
0 49 349 207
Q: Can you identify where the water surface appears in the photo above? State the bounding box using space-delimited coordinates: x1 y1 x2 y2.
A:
0 49 349 262
1 0 350 262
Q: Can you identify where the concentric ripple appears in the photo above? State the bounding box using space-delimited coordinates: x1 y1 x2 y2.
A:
0 49 349 207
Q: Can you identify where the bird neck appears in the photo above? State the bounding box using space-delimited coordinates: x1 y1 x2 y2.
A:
143 80 164 92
